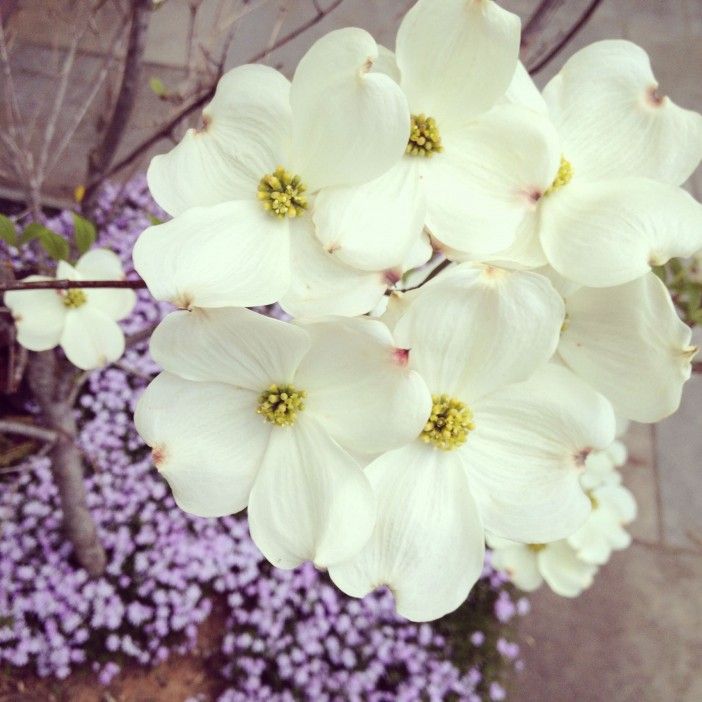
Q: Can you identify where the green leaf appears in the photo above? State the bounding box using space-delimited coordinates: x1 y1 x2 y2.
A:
18 222 47 246
0 214 17 247
149 76 168 98
38 227 70 261
72 213 97 254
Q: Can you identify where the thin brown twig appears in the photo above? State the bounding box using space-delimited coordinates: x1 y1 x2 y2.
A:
1 279 146 292
0 419 58 444
526 0 604 75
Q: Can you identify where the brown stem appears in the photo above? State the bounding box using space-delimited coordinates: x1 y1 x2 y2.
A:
27 351 106 577
84 0 151 203
1 278 146 292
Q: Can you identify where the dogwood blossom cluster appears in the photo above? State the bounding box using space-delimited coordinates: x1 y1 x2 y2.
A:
132 0 702 621
489 428 636 597
1 186 525 698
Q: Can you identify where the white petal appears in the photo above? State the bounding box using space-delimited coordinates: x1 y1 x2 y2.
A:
279 217 387 318
60 307 125 370
465 364 616 542
134 372 268 517
4 277 66 351
394 264 564 401
203 64 292 168
559 273 695 422
540 178 702 287
132 200 290 309
543 40 702 185
149 307 310 391
502 61 549 116
247 416 375 569
489 542 543 592
294 317 431 455
396 0 520 126
537 541 597 597
147 64 291 216
146 132 255 218
487 211 547 270
329 443 484 622
75 249 135 321
291 28 409 190
312 159 426 271
424 105 561 258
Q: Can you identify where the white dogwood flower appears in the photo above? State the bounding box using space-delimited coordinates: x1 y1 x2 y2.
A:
488 535 598 598
496 41 702 283
567 481 637 565
4 249 136 370
329 264 615 621
545 268 698 422
312 0 564 271
133 28 410 314
580 431 628 491
134 308 431 570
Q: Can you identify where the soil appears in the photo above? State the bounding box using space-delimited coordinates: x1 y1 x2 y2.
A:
0 604 226 702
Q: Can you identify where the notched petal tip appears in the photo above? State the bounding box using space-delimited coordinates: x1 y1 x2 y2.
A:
645 84 667 108
573 447 592 469
392 347 410 367
152 445 167 470
172 292 194 311
681 345 699 362
384 269 402 286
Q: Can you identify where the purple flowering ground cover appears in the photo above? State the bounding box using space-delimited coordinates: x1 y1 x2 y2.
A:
0 178 528 701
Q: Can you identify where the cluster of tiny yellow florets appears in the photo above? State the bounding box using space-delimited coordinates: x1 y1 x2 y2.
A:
62 289 87 308
257 166 308 218
420 394 474 451
527 543 547 553
257 383 306 427
544 156 574 196
588 491 599 510
406 113 443 157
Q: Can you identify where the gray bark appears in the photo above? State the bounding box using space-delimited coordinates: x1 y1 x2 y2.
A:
27 351 106 577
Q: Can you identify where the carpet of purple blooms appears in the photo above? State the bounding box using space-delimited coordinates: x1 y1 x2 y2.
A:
0 178 528 700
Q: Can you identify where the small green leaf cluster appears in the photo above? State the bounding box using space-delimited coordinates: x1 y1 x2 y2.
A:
0 212 97 262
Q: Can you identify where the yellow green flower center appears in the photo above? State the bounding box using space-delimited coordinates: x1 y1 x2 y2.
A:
527 543 547 553
257 166 308 219
62 289 87 308
420 394 474 451
544 156 573 196
257 383 306 427
588 492 599 510
406 114 443 158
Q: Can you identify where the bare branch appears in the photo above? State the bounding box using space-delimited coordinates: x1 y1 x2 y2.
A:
0 420 58 444
526 0 604 75
1 278 146 292
46 12 131 177
265 0 291 56
85 0 151 195
92 0 346 185
36 23 90 182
